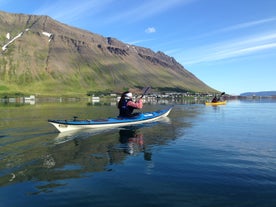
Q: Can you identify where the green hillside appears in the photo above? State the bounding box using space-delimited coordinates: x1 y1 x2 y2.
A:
0 11 217 97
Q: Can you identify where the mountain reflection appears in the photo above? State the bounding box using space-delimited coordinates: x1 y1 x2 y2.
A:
0 121 176 190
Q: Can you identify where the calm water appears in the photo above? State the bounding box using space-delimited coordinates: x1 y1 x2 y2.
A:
0 99 276 207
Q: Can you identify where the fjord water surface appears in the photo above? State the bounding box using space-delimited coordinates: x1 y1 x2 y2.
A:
0 99 275 207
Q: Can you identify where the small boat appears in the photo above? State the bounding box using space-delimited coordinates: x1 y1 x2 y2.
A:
48 106 173 133
205 101 227 106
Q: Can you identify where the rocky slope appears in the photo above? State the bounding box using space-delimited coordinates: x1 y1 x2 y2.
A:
0 11 216 96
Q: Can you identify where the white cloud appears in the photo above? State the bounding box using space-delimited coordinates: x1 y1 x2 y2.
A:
101 0 197 24
32 0 197 27
218 17 276 33
34 0 115 23
181 32 276 65
171 16 276 66
126 38 155 45
145 27 156 34
195 17 276 39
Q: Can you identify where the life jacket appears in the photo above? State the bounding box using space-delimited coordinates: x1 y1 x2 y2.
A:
119 99 134 117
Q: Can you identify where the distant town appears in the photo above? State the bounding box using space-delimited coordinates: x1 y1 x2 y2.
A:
1 91 275 106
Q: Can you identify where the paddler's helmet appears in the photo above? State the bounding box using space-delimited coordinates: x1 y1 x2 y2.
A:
124 92 133 99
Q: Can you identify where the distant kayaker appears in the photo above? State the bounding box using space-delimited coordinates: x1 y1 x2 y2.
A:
118 91 143 117
211 95 218 103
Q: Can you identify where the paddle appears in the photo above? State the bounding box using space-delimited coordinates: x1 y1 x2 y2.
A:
140 86 151 98
133 86 150 115
217 92 225 101
211 92 225 103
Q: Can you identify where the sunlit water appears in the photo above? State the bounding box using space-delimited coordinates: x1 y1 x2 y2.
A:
0 99 276 207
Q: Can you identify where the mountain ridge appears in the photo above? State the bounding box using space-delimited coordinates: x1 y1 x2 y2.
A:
240 91 276 96
0 10 217 96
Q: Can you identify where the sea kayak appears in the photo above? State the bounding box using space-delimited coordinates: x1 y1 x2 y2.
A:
48 106 173 133
205 101 227 106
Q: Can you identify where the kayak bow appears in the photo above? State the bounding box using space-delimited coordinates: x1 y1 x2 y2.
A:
48 106 173 133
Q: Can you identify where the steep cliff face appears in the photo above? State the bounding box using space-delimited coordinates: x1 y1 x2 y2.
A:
0 11 216 95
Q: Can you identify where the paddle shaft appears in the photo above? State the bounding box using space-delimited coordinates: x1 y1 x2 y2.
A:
140 87 151 98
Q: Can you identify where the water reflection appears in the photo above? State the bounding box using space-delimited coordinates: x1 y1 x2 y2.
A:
107 127 153 161
0 129 117 189
54 127 119 144
0 103 195 198
0 121 174 191
1 101 276 206
118 128 144 155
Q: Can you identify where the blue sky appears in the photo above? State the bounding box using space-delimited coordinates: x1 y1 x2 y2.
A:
1 0 276 95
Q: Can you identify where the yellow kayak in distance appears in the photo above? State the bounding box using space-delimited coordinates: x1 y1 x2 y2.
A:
205 101 227 106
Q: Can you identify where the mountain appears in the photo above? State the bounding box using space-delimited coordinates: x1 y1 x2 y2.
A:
240 91 276 96
0 11 217 96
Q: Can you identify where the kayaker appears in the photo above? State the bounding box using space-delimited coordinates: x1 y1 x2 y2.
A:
211 95 218 103
118 91 143 117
